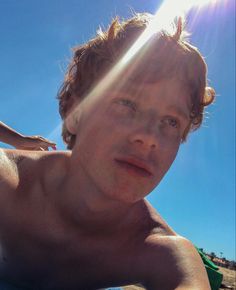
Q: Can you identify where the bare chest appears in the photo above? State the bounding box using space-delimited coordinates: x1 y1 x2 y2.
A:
0 213 142 289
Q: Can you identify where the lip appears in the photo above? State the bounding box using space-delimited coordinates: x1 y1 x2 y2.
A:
114 157 154 177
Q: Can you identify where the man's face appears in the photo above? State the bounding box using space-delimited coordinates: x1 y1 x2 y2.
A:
70 78 191 203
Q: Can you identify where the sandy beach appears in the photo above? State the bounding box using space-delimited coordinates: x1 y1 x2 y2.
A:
122 267 236 290
219 266 236 290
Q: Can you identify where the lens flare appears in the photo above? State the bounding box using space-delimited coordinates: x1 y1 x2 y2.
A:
123 0 219 64
50 0 220 145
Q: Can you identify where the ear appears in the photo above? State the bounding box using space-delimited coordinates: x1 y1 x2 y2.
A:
64 107 80 135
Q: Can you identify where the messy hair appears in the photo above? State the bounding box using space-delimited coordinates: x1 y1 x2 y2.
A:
57 13 215 149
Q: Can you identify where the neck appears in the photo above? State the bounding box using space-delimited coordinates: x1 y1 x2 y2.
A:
54 157 139 234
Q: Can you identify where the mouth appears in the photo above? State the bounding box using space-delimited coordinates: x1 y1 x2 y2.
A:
115 158 153 178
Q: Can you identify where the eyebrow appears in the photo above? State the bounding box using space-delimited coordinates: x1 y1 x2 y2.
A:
166 105 190 121
112 85 137 97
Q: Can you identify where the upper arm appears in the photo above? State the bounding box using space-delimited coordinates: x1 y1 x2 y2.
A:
0 149 19 195
143 236 210 290
172 237 211 289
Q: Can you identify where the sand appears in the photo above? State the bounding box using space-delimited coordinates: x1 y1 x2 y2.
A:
219 266 236 290
122 267 236 289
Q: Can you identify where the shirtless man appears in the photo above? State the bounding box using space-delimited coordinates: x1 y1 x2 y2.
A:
0 13 215 289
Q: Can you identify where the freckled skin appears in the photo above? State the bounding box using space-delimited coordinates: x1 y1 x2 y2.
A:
0 79 210 289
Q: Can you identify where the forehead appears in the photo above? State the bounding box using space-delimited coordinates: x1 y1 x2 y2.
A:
113 77 191 104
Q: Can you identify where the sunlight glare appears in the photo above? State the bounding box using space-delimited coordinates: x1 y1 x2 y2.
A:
50 0 220 143
123 0 219 64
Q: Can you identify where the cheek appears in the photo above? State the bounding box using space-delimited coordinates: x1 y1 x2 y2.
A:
159 146 180 175
75 120 118 164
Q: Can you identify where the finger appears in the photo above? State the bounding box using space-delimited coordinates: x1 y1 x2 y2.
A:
31 136 56 146
38 136 55 143
51 145 57 150
38 147 46 151
38 140 57 149
38 137 54 143
42 140 57 147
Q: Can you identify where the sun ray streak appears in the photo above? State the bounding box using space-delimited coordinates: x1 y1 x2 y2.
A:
48 0 221 146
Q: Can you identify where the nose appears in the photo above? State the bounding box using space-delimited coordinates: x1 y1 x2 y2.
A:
128 125 158 150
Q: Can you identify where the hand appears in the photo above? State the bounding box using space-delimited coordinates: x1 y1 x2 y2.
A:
15 135 57 151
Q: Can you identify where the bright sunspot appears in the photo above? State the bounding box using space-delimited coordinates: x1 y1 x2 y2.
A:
122 0 220 64
49 0 222 140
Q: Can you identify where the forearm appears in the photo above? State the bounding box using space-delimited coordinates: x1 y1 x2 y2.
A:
0 121 23 147
0 121 56 150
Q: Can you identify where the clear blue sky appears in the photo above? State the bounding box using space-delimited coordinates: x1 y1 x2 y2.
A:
0 0 235 260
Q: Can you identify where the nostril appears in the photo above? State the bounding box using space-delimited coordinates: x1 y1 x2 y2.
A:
134 139 143 145
132 136 157 150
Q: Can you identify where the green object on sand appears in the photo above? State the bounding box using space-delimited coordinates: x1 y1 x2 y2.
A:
196 247 223 290
205 265 224 290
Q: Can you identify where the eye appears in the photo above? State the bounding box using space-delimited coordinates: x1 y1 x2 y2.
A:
164 117 179 128
168 118 178 128
117 99 137 111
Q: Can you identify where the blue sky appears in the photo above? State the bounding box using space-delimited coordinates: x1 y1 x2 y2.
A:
0 0 235 260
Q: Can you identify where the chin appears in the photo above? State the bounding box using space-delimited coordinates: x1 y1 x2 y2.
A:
94 173 155 204
105 185 148 204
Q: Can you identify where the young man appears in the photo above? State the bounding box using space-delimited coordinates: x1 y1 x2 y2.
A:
0 13 215 289
0 121 56 151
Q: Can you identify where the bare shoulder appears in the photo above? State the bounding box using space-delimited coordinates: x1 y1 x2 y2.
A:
0 149 21 188
141 234 210 289
133 201 210 289
0 148 70 174
0 148 42 179
0 149 70 201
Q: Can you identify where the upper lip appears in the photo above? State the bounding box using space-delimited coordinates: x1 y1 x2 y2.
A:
114 156 154 176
